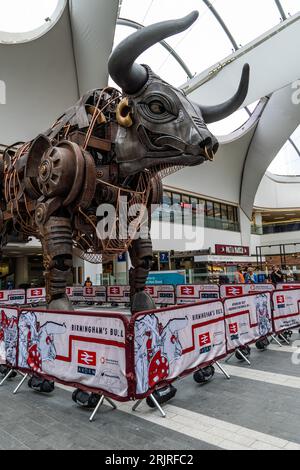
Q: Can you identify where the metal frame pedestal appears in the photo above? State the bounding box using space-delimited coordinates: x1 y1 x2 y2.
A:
132 394 167 418
89 395 117 423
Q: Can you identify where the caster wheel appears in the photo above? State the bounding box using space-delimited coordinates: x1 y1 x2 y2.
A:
72 389 102 409
146 385 177 408
28 376 55 393
235 345 251 361
193 365 215 384
0 365 17 378
255 337 270 351
278 331 293 343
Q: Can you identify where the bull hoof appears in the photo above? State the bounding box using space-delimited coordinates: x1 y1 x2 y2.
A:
48 295 74 311
131 292 156 314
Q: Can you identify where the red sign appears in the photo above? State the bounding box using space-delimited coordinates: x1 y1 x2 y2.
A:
215 245 250 257
30 289 43 297
145 286 155 296
199 332 211 347
225 286 243 297
78 350 97 367
229 323 238 334
180 286 195 296
276 295 285 304
108 287 120 296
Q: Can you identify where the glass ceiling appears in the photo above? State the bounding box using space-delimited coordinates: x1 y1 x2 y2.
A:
0 0 59 33
115 0 300 176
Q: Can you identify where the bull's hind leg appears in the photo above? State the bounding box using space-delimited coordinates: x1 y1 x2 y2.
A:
129 238 156 314
41 217 74 311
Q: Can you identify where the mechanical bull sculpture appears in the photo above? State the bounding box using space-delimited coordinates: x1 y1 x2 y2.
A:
0 11 249 314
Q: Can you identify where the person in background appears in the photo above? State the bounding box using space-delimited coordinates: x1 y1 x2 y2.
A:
286 266 295 283
245 267 258 284
270 266 284 286
84 277 93 288
234 266 245 284
256 267 266 284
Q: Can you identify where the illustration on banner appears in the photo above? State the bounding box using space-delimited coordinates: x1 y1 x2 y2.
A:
135 314 188 394
0 310 18 367
256 294 272 337
18 311 66 373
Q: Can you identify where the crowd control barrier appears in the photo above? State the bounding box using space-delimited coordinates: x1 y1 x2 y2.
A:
277 283 300 290
26 288 46 305
272 289 300 334
176 285 220 304
107 286 131 305
66 287 107 304
224 292 273 354
0 290 26 306
220 284 274 299
1 289 300 411
144 285 175 306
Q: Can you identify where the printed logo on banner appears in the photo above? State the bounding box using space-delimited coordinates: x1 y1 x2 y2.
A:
85 288 94 296
31 289 43 297
78 350 97 367
109 287 120 296
145 286 155 296
180 286 195 296
226 286 243 297
229 322 239 340
0 292 4 300
199 332 212 354
277 295 286 308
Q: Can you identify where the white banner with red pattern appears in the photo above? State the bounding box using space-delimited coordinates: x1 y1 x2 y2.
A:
224 293 273 353
133 301 227 397
66 286 107 304
0 308 18 367
176 284 220 304
220 284 274 299
26 288 46 304
107 286 131 304
144 285 175 306
272 289 300 333
17 309 130 400
277 283 300 291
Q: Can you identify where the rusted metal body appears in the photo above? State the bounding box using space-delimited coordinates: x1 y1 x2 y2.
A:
0 12 250 311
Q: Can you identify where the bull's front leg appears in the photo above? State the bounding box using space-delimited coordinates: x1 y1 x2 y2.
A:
40 217 74 311
129 238 156 314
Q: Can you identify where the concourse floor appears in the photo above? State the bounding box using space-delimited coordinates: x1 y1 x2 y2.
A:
1 306 300 450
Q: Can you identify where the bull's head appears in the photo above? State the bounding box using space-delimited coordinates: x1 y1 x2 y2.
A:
109 11 250 177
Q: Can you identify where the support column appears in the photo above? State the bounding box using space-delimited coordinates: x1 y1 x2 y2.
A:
15 256 29 287
239 208 252 249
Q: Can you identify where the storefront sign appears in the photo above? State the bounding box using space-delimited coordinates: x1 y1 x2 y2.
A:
215 245 250 256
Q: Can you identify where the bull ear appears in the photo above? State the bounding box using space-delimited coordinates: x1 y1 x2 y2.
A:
108 11 199 95
201 64 250 124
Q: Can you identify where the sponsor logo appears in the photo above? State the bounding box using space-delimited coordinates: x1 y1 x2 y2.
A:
77 366 96 376
199 332 212 354
109 287 120 296
226 286 243 297
277 295 286 309
30 289 43 297
0 292 4 300
229 323 238 334
78 350 97 367
85 288 94 296
145 286 155 296
180 286 195 296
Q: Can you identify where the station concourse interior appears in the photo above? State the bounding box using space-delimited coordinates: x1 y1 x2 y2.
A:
0 0 300 452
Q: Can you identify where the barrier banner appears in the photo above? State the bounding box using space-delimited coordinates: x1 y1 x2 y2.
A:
176 285 220 304
26 288 46 305
144 285 175 306
17 309 130 400
277 283 300 290
67 287 107 304
107 286 130 304
133 300 226 397
0 308 18 367
272 289 300 333
224 293 273 353
0 289 26 306
220 284 274 299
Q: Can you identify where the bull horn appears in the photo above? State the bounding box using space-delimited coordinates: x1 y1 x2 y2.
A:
108 11 199 95
201 64 250 124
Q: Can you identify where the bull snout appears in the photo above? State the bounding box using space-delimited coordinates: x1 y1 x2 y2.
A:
199 134 219 161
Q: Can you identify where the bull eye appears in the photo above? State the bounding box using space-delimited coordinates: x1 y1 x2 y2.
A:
149 101 166 115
